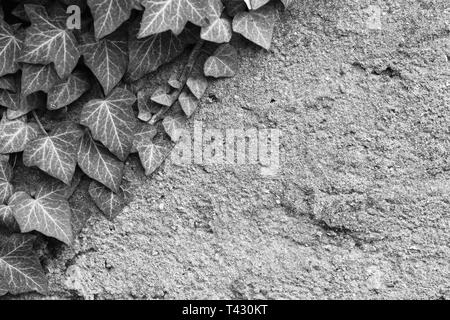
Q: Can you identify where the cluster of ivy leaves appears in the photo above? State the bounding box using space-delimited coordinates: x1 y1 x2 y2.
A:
0 0 293 296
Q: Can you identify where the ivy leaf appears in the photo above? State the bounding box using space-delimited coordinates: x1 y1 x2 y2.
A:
38 171 82 200
81 32 128 96
0 20 23 77
0 74 26 110
0 71 45 115
222 0 247 16
179 89 198 118
168 73 182 89
89 180 125 220
132 122 158 153
87 0 133 40
138 0 210 38
128 28 187 81
0 159 13 205
78 133 124 193
19 4 80 79
151 84 177 107
163 113 187 142
11 4 29 22
10 190 73 245
201 0 232 43
21 63 60 96
6 92 45 120
80 88 137 161
11 0 53 23
0 89 19 110
131 0 144 10
233 4 276 50
0 204 20 232
47 71 90 110
137 88 161 122
137 142 170 176
0 75 17 92
187 58 208 99
201 17 232 44
243 0 271 10
134 122 157 145
0 116 40 154
204 44 238 78
23 123 84 185
0 234 48 295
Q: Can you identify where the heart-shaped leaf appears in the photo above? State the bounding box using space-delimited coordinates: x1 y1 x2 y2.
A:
89 180 126 220
0 204 20 232
128 27 187 81
243 0 271 10
78 132 124 193
151 85 177 107
233 4 276 50
0 89 19 109
19 4 80 79
132 122 158 153
0 159 13 204
222 0 247 16
163 113 187 142
138 0 210 37
0 234 48 295
0 20 23 77
6 92 45 120
23 122 84 185
168 73 182 89
81 31 128 95
11 4 28 22
0 75 17 92
201 0 232 43
47 71 91 110
131 0 144 10
179 89 199 118
87 0 133 40
137 142 170 176
11 0 53 22
204 44 238 78
137 88 161 122
38 171 82 200
201 17 232 44
10 190 73 245
21 63 60 96
187 65 208 99
80 88 137 161
0 116 40 154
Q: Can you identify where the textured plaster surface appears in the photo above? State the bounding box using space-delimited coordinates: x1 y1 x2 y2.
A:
13 0 450 300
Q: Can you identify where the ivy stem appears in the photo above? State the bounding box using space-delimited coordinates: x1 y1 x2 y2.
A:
11 153 18 169
32 110 47 135
150 40 205 125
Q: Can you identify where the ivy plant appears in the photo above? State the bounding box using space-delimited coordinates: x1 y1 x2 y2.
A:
0 0 293 296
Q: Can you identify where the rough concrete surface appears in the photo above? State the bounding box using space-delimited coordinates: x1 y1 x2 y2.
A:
18 0 450 299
